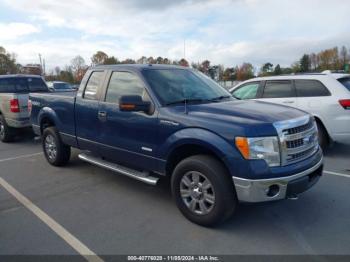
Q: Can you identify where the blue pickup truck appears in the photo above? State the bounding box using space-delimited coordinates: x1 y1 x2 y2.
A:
29 65 323 226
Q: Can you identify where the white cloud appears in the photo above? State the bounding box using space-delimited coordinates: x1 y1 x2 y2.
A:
0 22 40 41
1 0 349 69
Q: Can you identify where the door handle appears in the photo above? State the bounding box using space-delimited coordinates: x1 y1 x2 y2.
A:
98 111 107 120
282 101 294 104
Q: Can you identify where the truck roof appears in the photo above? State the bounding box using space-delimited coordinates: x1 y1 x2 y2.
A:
0 74 43 79
94 64 188 71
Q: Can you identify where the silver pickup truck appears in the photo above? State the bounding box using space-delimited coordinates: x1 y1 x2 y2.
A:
0 75 48 142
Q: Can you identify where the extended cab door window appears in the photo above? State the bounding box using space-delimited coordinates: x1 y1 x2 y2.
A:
105 71 150 103
232 82 260 99
260 80 297 106
83 71 105 100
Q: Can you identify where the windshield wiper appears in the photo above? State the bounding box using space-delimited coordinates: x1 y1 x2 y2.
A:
232 94 241 100
209 95 233 102
165 98 206 106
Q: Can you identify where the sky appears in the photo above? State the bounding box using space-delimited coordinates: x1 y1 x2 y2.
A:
0 0 349 71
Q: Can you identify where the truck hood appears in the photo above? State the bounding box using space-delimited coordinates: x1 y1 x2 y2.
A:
187 100 307 124
162 99 309 138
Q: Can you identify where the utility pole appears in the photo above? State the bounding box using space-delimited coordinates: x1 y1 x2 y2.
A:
38 53 43 75
43 58 46 76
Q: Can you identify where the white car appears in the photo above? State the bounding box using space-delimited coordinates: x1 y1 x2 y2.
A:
230 72 350 148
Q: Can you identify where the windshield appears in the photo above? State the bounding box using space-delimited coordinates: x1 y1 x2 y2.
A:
54 82 72 90
142 69 233 105
338 77 350 91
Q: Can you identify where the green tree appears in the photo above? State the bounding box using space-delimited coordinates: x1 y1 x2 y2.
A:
340 46 349 69
104 56 119 65
260 62 273 76
299 54 310 72
0 46 19 74
156 57 164 64
120 58 136 64
147 57 156 64
179 58 189 67
91 51 108 65
236 63 254 81
274 64 282 75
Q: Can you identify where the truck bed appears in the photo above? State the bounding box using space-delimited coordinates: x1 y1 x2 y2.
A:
29 91 77 138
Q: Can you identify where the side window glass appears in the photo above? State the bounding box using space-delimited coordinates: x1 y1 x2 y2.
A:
27 78 47 92
295 80 331 97
84 71 104 100
232 82 259 99
263 80 294 98
0 78 17 93
105 71 149 104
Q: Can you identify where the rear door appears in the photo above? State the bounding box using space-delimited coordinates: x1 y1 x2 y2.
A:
75 70 107 153
259 80 297 107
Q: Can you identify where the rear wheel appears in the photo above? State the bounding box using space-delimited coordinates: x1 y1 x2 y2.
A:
316 121 328 150
171 155 237 227
42 127 71 166
0 115 15 142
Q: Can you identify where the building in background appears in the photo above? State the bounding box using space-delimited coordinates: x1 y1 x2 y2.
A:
22 64 42 75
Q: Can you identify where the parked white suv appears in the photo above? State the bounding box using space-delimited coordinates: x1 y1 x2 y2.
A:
230 73 350 148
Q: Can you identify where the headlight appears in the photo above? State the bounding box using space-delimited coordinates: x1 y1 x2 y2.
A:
235 136 280 167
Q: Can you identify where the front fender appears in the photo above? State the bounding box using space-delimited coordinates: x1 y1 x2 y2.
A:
159 128 242 174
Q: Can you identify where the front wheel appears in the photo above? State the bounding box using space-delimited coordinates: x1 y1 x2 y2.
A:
171 155 237 227
42 127 71 166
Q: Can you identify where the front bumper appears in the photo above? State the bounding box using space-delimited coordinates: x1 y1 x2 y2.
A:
232 157 323 202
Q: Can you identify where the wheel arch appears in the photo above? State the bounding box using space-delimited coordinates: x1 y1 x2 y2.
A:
162 128 240 178
38 107 59 135
313 115 331 142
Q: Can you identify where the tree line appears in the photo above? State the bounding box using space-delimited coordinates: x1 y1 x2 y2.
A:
1 45 349 84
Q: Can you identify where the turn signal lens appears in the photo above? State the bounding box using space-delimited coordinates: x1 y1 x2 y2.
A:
235 137 250 159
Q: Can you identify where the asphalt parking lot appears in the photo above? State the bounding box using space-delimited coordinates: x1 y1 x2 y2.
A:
0 133 349 258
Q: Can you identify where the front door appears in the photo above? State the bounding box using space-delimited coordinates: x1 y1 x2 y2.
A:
98 70 159 171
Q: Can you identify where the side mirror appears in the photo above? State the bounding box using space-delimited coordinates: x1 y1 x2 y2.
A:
119 95 151 113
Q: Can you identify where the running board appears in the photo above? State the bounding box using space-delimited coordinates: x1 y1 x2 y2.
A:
78 153 159 185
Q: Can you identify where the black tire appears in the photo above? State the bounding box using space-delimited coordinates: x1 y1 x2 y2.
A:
42 127 71 166
0 115 15 142
171 155 237 227
316 121 328 150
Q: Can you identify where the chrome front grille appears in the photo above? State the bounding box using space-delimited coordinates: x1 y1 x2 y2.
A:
273 115 319 166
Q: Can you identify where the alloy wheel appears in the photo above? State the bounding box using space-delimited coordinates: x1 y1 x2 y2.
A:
180 171 216 215
45 134 57 161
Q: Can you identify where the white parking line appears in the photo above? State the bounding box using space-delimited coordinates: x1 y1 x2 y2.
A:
324 170 350 178
0 152 43 163
0 177 104 262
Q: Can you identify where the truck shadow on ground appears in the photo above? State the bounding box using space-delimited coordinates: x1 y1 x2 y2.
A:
66 151 339 237
324 142 350 157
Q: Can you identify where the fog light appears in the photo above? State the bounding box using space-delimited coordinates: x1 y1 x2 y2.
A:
266 184 280 197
